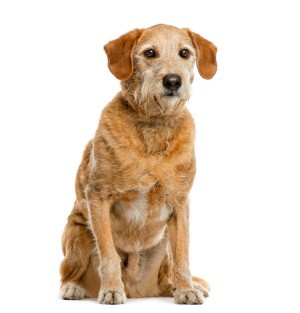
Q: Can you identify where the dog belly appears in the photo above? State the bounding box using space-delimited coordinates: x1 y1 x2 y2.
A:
111 206 171 252
111 219 167 252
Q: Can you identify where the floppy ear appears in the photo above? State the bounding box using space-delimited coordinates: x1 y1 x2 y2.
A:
184 29 217 79
104 29 143 81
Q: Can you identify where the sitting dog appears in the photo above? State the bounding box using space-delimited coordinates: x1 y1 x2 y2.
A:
60 24 217 305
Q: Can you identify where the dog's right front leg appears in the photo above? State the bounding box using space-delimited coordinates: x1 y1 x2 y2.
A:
86 190 126 304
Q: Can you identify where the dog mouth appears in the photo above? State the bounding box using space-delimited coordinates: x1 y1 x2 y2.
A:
154 92 180 104
165 91 179 97
166 92 174 97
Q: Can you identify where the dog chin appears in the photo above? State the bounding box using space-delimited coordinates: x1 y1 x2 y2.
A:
162 93 186 106
150 94 183 115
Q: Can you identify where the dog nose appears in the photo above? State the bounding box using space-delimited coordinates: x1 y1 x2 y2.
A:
163 74 182 92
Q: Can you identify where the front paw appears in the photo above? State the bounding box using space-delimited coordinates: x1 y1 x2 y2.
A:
173 288 205 304
98 287 126 304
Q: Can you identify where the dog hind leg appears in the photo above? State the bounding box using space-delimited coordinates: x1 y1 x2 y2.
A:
59 205 94 300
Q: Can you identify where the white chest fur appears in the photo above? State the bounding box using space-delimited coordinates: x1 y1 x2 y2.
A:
123 185 150 224
114 184 172 226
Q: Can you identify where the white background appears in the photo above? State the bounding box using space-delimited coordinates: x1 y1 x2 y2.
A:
0 1 299 312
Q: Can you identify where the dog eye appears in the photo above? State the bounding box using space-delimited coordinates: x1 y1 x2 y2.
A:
179 49 190 58
144 49 156 58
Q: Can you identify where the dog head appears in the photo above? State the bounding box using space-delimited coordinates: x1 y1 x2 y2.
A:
104 24 217 117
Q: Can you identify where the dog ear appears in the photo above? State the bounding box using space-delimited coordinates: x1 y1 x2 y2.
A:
184 29 217 79
104 29 143 81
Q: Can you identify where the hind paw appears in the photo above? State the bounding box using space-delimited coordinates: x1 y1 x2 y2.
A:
60 282 85 300
173 288 205 304
192 281 210 297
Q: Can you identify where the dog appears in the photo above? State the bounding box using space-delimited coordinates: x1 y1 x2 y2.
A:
59 24 217 305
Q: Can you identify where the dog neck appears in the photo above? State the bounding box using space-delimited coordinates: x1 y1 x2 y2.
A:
121 96 182 155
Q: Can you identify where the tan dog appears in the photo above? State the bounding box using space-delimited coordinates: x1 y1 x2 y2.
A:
60 24 217 305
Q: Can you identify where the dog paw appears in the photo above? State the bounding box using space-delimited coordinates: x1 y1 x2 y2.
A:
173 288 205 304
192 281 210 298
98 288 126 304
60 282 85 300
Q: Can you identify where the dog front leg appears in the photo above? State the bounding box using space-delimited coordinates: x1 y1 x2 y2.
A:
86 191 126 304
168 202 205 304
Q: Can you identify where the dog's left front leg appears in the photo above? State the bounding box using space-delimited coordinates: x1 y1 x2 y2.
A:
86 190 126 304
168 201 205 304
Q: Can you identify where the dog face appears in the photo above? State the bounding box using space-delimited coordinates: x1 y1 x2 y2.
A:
132 25 196 116
104 24 217 117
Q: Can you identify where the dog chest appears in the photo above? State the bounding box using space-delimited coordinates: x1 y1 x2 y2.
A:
112 182 173 225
